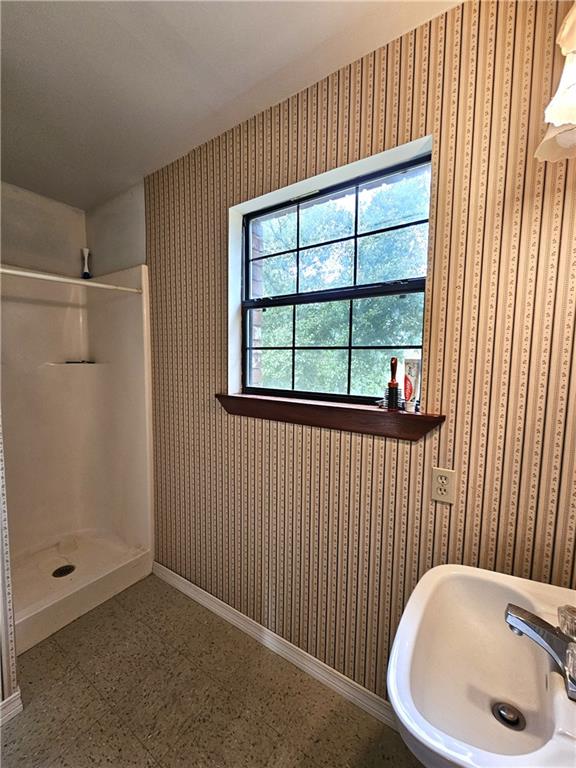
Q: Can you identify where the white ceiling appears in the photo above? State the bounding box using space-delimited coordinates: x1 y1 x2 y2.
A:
1 1 458 211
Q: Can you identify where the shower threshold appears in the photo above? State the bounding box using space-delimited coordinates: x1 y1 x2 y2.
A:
11 530 152 653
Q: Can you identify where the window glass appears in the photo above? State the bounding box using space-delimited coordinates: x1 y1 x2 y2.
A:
352 294 424 347
295 350 348 394
250 206 297 257
249 253 296 298
247 349 292 389
295 301 349 347
358 164 431 233
350 348 421 397
357 224 428 285
247 306 292 348
299 241 354 293
299 188 355 247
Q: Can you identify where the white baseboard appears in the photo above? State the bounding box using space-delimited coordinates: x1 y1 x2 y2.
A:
152 562 397 730
0 689 23 725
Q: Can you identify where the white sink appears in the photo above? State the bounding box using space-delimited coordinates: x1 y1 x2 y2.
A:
387 565 576 767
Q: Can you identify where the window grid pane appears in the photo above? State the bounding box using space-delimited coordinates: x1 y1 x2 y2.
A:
243 159 430 400
244 291 424 399
247 218 429 301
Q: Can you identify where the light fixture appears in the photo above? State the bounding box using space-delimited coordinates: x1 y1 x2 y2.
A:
535 2 576 162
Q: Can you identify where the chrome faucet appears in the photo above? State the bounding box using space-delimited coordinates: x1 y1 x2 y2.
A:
505 603 576 702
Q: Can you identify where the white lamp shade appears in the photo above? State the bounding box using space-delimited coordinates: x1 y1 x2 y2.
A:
544 53 576 127
535 122 576 162
558 1 576 56
536 2 576 162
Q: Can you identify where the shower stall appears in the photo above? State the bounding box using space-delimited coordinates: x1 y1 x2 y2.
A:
1 264 153 653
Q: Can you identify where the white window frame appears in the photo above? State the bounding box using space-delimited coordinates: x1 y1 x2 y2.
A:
227 135 433 395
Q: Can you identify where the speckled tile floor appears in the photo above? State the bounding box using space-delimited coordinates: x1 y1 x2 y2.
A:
2 575 422 767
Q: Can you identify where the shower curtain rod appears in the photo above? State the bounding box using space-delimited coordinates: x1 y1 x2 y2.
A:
0 266 142 294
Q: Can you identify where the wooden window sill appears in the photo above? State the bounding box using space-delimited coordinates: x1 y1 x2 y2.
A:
216 394 445 441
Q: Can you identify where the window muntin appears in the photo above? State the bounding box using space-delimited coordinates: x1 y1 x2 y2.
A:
242 158 431 403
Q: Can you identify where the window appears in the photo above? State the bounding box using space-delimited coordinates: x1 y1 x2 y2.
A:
242 156 431 404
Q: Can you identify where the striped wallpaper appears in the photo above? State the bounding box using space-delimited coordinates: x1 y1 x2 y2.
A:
145 0 576 699
1 424 18 703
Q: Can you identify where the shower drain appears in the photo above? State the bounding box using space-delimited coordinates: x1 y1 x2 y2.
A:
52 564 76 578
491 702 526 731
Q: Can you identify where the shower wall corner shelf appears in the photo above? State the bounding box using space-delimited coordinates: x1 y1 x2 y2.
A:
0 265 142 294
43 362 101 367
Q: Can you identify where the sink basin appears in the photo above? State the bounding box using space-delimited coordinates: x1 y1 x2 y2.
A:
387 564 576 767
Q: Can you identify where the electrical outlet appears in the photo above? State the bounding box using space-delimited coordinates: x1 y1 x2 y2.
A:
431 467 456 504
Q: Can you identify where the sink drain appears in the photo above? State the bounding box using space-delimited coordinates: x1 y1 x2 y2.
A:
491 702 526 731
52 564 75 578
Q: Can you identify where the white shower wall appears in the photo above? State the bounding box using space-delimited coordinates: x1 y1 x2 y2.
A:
2 276 93 557
85 266 152 551
1 265 152 651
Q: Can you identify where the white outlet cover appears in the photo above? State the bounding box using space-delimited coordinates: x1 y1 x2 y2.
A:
431 467 456 505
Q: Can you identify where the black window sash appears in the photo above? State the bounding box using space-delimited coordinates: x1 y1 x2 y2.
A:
241 289 425 404
241 155 430 403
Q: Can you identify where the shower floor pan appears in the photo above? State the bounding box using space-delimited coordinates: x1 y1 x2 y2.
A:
12 530 152 653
